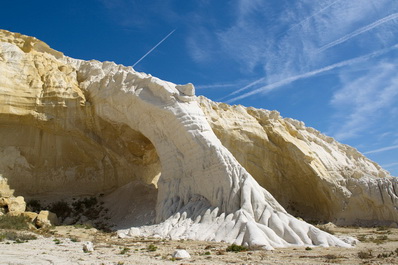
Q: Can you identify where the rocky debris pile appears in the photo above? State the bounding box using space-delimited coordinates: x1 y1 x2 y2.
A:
0 176 58 228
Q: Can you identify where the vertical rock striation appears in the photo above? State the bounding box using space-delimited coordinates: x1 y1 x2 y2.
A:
199 97 398 226
0 29 396 249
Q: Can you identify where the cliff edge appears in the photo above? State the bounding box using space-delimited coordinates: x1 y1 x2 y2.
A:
0 29 397 249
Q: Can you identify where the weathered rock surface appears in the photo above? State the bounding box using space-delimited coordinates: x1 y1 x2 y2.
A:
21 211 39 222
0 29 160 198
0 175 27 216
199 98 398 226
35 210 59 228
82 241 94 252
0 29 396 249
172 249 191 259
7 196 26 215
0 175 14 198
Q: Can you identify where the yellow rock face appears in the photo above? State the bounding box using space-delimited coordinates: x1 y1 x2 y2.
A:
36 210 59 228
7 196 26 214
199 97 397 225
0 29 396 229
0 30 160 198
0 175 14 197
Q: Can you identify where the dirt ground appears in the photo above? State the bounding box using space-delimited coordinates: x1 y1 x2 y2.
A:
1 225 398 264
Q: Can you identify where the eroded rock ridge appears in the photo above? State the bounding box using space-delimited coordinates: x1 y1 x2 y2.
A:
0 29 397 249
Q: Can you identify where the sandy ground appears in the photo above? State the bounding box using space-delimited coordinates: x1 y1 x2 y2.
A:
1 226 398 265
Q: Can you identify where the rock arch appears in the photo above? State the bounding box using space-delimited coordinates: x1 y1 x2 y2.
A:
0 29 351 249
71 58 350 249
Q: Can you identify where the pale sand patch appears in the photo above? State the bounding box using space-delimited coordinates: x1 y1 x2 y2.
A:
1 226 397 264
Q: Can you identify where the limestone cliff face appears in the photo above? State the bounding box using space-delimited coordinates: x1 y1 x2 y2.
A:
199 97 398 226
0 30 160 198
0 29 397 248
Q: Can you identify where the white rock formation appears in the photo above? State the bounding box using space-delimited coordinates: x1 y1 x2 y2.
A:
172 249 191 259
83 241 94 252
0 29 396 249
199 98 398 226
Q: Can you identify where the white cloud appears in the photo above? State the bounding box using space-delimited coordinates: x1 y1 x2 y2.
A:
382 162 398 168
185 28 216 64
224 44 398 102
190 0 395 94
329 60 398 140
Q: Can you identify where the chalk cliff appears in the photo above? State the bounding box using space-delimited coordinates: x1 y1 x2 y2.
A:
0 29 397 249
199 98 398 226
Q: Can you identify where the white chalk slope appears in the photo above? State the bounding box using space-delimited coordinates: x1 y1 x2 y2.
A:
1 30 396 249
64 57 351 249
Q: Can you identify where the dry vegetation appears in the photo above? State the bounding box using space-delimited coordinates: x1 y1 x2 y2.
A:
1 218 398 264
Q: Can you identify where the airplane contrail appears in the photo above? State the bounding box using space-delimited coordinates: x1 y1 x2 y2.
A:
222 0 343 101
196 83 240 89
133 29 176 68
277 0 343 38
318 13 398 53
364 144 398 155
225 43 398 103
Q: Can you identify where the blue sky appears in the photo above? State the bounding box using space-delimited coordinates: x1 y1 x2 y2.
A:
1 0 397 176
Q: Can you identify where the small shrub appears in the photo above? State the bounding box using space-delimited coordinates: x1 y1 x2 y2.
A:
53 238 61 245
324 254 338 260
147 244 157 252
377 252 393 258
358 250 373 259
0 215 29 230
378 235 388 240
370 235 389 244
119 247 130 255
72 197 98 212
70 237 79 242
49 201 72 221
26 199 42 213
0 231 37 242
226 244 248 253
305 247 312 251
204 251 211 255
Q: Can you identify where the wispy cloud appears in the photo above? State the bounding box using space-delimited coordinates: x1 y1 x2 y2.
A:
224 44 398 103
277 0 343 39
318 13 398 53
382 162 398 169
329 59 398 140
364 144 398 155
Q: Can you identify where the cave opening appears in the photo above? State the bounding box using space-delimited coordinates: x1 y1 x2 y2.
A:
0 116 161 230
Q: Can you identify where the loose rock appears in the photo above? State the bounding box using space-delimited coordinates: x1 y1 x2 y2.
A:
172 249 191 260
